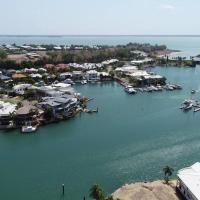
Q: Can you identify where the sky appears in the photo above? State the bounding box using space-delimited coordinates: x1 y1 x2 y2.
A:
0 0 200 35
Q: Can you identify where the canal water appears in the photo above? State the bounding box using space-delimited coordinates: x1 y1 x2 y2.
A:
1 66 200 199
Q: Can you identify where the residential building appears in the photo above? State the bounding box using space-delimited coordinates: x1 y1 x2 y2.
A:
38 96 78 118
85 70 99 81
0 101 16 128
177 162 200 200
72 71 83 81
13 84 32 95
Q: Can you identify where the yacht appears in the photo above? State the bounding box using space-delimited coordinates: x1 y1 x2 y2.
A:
63 79 75 85
156 85 163 91
165 84 174 91
21 126 37 133
124 86 137 94
180 100 193 111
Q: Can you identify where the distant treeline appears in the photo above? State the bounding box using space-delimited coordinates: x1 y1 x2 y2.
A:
0 43 167 69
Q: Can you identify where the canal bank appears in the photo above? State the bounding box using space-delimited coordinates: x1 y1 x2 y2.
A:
1 66 200 200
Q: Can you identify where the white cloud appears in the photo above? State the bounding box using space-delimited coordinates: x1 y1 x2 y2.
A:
160 4 175 10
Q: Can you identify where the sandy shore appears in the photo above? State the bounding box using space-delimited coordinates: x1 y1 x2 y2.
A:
112 180 181 200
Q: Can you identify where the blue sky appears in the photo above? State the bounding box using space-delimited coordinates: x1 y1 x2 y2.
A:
0 0 200 35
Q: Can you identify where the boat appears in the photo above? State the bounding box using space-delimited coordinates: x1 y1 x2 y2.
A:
146 86 153 92
137 88 144 92
150 85 158 91
194 107 200 112
124 86 137 94
183 103 193 111
81 80 87 84
21 125 37 133
63 79 75 85
180 100 194 111
191 90 196 94
165 84 174 91
174 84 182 90
156 85 163 91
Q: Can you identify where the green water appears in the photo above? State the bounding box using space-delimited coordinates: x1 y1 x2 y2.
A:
1 66 200 199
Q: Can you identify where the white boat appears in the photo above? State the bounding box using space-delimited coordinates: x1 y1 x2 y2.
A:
81 80 87 85
137 88 144 92
183 103 193 111
165 84 174 91
150 85 158 91
156 85 163 91
63 79 75 85
124 86 137 94
21 126 37 133
146 86 153 92
180 99 194 111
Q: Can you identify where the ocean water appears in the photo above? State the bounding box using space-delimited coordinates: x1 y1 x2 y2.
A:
0 35 200 54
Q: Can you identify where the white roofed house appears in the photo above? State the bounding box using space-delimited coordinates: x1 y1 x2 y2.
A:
115 65 138 76
13 84 32 95
30 73 42 79
130 58 153 66
85 70 100 82
24 68 38 73
177 162 200 200
0 101 17 128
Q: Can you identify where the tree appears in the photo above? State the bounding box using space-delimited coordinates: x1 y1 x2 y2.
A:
43 108 54 121
0 49 7 60
163 165 174 184
89 184 104 200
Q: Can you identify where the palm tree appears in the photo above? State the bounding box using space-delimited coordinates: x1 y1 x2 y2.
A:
163 165 174 184
89 184 104 200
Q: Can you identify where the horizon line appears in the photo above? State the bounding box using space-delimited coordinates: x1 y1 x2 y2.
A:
1 34 200 37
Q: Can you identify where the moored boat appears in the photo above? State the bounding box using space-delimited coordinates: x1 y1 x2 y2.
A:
124 86 137 94
21 125 37 133
81 80 87 84
180 99 194 111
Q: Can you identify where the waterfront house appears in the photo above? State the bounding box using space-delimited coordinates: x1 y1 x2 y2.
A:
72 71 83 81
85 70 99 81
15 102 42 127
129 71 165 86
99 72 112 81
38 96 78 118
115 65 138 76
0 101 16 128
177 162 200 200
